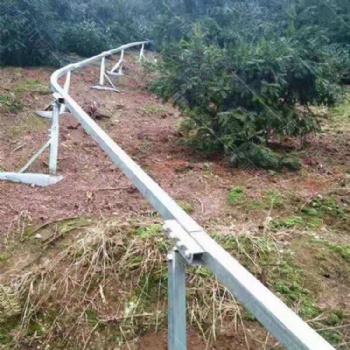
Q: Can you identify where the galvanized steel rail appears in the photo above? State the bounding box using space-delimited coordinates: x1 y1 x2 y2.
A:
3 42 336 349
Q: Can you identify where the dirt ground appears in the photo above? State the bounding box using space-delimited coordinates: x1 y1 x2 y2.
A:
1 53 350 349
1 56 349 236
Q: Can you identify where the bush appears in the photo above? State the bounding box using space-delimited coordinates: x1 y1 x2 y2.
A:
0 3 59 66
62 20 109 57
151 25 346 169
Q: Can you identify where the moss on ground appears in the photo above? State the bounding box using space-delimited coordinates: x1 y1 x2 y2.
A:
212 233 349 345
227 184 349 233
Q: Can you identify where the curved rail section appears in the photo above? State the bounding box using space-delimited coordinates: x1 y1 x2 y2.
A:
2 42 335 349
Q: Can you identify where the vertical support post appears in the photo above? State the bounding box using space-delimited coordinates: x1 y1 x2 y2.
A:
60 71 71 113
118 49 124 75
99 57 106 86
139 43 145 62
64 71 71 93
168 249 187 350
49 100 60 174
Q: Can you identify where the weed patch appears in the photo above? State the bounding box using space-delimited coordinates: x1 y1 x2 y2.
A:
176 200 194 214
228 186 244 205
312 239 350 261
212 233 348 345
15 79 48 94
302 196 350 231
143 104 168 115
0 94 23 113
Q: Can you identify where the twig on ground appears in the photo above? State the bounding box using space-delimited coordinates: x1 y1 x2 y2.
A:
196 198 204 213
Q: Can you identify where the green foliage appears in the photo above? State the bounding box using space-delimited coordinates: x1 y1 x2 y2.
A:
151 18 347 169
136 224 163 238
149 0 350 169
0 0 60 66
0 0 150 66
279 216 304 228
62 20 109 57
0 1 349 172
15 79 48 93
315 240 350 260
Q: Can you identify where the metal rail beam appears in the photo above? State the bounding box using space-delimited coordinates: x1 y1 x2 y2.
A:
45 42 335 350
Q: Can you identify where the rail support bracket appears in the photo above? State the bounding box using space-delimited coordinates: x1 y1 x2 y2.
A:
163 220 204 266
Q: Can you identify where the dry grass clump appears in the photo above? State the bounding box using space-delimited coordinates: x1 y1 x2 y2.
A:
0 218 244 349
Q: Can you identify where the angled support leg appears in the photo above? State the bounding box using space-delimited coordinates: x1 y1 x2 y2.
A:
49 100 60 174
108 49 125 77
92 57 119 92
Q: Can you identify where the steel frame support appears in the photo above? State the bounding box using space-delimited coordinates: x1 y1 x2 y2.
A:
49 100 60 174
19 139 51 174
1 41 336 349
108 49 125 76
168 249 187 350
50 41 335 346
92 57 119 92
0 98 63 187
139 43 145 62
61 71 71 113
36 72 71 119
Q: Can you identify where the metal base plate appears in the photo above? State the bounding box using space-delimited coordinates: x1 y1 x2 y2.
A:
35 110 68 119
92 85 120 92
35 110 54 119
0 172 64 187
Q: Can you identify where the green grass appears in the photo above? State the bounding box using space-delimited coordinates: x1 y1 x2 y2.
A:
15 79 48 94
0 94 23 113
143 104 168 114
136 224 163 238
228 186 244 205
211 233 347 345
227 187 300 212
0 254 8 262
177 200 194 214
266 194 349 231
264 189 284 208
274 215 304 228
312 239 350 260
2 213 349 348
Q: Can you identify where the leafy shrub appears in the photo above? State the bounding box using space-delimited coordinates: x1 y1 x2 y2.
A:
0 3 59 66
151 24 346 169
62 20 109 57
